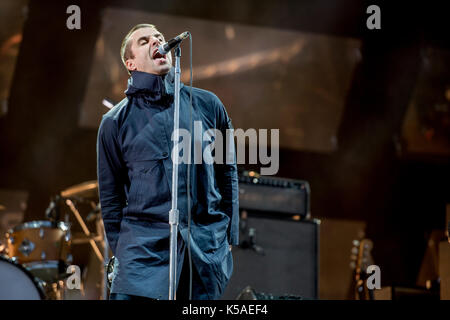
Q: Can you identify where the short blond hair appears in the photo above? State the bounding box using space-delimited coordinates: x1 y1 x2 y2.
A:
120 23 156 75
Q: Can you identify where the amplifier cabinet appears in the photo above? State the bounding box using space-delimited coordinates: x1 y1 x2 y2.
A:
222 213 320 300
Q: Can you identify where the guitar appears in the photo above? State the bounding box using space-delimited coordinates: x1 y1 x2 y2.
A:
350 238 375 300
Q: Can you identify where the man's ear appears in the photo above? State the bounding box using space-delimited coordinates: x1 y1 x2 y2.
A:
126 59 136 72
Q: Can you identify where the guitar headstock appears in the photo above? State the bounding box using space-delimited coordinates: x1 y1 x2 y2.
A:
350 238 375 300
350 239 374 276
359 239 374 272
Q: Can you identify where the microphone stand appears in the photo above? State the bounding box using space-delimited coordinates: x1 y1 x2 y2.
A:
168 45 182 300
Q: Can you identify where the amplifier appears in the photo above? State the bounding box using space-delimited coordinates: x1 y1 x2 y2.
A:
238 171 310 218
222 215 320 300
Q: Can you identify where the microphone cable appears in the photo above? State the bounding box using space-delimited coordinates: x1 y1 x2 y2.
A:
186 32 193 300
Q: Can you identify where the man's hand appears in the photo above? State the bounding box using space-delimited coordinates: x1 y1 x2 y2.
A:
229 245 232 251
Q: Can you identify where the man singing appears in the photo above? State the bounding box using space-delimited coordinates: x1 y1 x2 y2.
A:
97 24 239 300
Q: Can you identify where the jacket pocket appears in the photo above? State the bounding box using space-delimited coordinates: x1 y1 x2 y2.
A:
127 153 171 215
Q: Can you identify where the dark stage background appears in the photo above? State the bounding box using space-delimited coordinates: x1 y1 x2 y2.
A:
0 0 449 297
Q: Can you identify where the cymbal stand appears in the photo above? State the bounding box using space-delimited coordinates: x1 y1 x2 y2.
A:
65 199 103 262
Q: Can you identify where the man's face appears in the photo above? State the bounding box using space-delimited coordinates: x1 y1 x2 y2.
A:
125 27 172 75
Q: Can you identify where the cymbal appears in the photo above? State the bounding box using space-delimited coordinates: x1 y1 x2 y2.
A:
61 180 98 199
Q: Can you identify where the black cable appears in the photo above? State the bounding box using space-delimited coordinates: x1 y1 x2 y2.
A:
187 32 193 300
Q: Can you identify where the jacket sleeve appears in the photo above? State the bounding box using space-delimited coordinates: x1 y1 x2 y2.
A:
214 97 240 246
97 116 127 255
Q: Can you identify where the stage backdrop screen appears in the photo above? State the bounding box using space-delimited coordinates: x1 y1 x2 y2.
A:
79 8 361 153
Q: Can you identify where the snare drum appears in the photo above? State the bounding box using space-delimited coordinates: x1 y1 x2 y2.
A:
6 221 71 282
0 255 45 300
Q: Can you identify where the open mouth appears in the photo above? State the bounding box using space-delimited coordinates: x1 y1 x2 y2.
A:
152 49 166 60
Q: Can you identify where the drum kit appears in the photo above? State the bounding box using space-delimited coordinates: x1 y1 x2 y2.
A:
0 181 110 300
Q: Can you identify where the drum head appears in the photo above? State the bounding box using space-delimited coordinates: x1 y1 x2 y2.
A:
0 256 43 300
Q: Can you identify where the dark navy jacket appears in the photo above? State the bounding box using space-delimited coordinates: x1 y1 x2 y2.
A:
97 68 239 299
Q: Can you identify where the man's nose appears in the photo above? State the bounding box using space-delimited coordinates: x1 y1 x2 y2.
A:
150 37 162 48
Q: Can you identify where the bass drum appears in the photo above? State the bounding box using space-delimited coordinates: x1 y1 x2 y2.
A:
0 255 44 300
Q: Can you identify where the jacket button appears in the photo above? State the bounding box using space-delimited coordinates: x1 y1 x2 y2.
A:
162 152 168 157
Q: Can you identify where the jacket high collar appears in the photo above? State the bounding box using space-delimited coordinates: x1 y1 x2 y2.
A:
125 67 184 103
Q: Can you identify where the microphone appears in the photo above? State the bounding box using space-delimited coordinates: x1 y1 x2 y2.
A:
157 31 190 55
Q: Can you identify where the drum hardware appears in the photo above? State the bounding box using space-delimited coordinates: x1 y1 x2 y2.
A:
2 180 109 299
60 180 110 299
18 238 35 256
45 195 62 222
65 199 103 262
37 278 68 300
71 233 103 245
60 180 99 199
